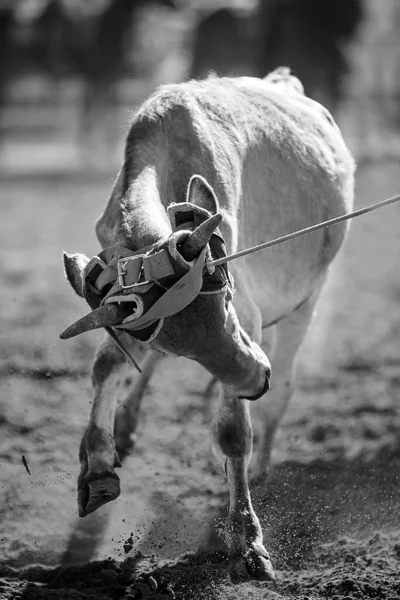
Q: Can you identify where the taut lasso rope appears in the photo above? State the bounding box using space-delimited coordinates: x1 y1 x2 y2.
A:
208 192 400 268
100 192 400 372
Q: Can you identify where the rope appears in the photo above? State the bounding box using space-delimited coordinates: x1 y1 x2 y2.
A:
105 326 143 373
208 192 400 268
104 192 400 371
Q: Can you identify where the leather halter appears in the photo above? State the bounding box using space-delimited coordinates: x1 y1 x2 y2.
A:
81 202 232 342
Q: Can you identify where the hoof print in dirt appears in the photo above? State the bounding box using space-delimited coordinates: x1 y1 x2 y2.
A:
78 474 120 517
229 548 275 582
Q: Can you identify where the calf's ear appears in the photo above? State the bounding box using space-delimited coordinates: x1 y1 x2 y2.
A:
62 251 90 298
186 175 219 215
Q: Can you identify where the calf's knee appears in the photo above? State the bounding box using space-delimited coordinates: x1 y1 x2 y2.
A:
91 343 126 388
212 413 252 459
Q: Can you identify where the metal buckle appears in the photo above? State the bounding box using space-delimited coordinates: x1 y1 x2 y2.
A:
117 255 144 290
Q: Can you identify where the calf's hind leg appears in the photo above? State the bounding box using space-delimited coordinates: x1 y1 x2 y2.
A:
253 285 324 474
210 390 275 582
113 349 162 461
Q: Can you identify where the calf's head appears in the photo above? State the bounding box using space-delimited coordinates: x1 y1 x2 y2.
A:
62 175 271 400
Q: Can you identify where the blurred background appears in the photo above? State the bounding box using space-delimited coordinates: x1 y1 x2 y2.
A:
1 0 400 176
1 1 400 588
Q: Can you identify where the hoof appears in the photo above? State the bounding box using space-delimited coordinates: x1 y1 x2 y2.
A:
229 545 275 582
78 474 120 517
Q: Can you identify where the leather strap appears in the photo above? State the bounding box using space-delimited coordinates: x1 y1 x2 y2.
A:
114 247 207 331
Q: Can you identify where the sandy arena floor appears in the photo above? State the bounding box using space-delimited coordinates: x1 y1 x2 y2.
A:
0 160 399 599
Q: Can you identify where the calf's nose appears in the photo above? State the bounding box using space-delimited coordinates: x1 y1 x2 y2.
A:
239 364 271 401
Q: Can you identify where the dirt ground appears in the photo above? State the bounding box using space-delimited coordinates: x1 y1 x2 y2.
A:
0 159 399 599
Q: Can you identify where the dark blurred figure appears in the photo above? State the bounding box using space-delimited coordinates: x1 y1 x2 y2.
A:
257 0 364 114
189 1 363 115
0 1 16 141
189 8 254 79
33 0 176 161
34 0 71 84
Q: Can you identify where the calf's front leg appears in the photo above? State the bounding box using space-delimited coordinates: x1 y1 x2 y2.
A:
210 389 275 582
78 336 128 517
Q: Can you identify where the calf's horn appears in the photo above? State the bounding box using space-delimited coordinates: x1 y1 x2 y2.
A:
60 303 130 340
180 213 222 261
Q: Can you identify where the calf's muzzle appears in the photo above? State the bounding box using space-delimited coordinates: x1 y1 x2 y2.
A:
240 368 271 400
